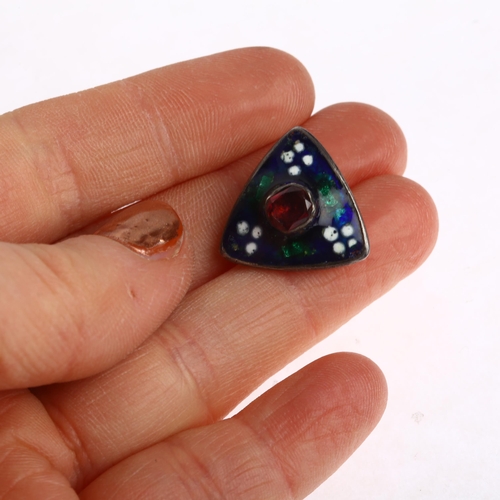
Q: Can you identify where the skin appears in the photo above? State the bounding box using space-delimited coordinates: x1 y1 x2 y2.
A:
0 47 438 499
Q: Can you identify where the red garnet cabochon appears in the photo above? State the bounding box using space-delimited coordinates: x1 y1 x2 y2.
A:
265 184 315 233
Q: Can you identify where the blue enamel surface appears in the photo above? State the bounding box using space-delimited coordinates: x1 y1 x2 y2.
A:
221 128 369 269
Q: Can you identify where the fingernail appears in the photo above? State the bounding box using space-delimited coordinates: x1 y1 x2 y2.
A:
94 200 183 259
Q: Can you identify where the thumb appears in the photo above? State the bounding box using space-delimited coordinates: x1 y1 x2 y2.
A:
0 200 191 389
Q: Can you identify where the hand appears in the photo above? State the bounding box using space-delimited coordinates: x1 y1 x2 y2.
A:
0 48 437 499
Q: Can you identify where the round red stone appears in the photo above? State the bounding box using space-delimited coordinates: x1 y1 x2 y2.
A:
265 184 315 233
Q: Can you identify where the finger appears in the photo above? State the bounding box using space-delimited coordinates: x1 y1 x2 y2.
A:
36 174 437 487
79 353 387 500
0 200 190 390
0 47 314 243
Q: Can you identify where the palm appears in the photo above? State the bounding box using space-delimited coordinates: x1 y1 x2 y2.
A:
0 48 437 499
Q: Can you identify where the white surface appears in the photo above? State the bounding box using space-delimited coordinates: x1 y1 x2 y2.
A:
1 1 499 498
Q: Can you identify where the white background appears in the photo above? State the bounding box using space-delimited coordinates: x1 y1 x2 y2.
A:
1 1 499 498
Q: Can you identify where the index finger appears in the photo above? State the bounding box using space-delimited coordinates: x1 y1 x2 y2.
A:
0 47 314 243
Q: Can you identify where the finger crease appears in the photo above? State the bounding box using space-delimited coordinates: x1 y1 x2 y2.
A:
156 321 218 426
38 398 93 491
279 273 321 342
232 418 295 500
9 111 84 236
168 439 226 500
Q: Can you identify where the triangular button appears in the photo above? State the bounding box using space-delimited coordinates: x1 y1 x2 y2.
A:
221 127 369 269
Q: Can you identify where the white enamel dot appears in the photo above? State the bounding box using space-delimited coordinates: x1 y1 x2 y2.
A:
281 151 295 163
302 155 313 166
251 226 262 239
341 224 354 237
237 221 250 235
246 242 257 255
333 242 346 254
294 141 305 152
348 238 357 247
322 226 339 242
288 165 301 176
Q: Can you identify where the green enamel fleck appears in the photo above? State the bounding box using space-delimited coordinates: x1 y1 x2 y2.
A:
256 173 274 200
316 173 333 196
322 191 339 208
281 241 316 258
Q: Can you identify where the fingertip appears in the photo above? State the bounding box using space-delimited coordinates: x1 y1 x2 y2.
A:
306 102 408 183
357 175 439 282
230 46 315 108
400 176 439 267
233 352 388 498
219 46 316 142
321 352 388 426
286 352 388 432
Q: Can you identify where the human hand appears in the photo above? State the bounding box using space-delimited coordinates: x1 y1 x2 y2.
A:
0 48 438 499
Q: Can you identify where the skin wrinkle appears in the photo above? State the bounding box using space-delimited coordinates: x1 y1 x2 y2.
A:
0 444 73 500
73 345 199 452
0 391 77 487
159 307 236 420
108 462 154 500
147 58 271 172
0 253 84 384
198 162 242 213
168 440 226 500
10 439 68 485
17 247 92 378
154 326 218 425
371 177 437 270
0 448 41 500
231 418 296 499
225 462 275 500
249 386 342 451
46 138 85 232
0 118 55 239
278 271 323 343
169 420 292 500
9 111 84 236
38 399 92 491
237 358 384 498
181 272 305 386
117 78 182 186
